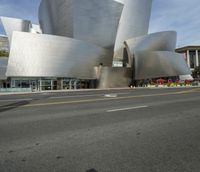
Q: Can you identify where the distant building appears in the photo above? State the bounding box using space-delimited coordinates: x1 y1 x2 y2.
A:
176 46 200 70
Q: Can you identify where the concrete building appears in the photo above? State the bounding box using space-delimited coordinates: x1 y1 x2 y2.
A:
176 46 200 70
0 0 191 91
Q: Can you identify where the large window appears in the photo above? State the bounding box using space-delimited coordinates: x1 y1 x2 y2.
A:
41 80 52 90
13 80 30 88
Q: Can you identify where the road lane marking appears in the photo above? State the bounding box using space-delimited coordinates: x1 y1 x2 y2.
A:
107 105 148 112
49 92 129 99
49 94 103 99
104 94 118 98
22 88 200 108
0 88 198 109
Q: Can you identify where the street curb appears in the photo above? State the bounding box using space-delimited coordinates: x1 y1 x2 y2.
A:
0 86 199 96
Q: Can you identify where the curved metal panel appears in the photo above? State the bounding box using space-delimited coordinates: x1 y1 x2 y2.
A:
73 0 123 48
135 51 191 79
0 17 31 45
124 31 177 66
125 31 177 53
6 32 112 79
114 0 153 60
39 0 123 48
39 0 69 36
0 58 8 80
98 67 132 88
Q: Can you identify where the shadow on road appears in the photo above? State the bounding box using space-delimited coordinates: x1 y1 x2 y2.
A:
0 101 30 113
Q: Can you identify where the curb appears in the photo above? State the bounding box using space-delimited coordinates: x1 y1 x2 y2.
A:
0 86 199 96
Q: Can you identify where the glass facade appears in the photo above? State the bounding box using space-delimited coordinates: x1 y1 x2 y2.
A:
9 78 96 91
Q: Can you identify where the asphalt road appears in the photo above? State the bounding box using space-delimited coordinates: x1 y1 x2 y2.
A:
0 87 200 172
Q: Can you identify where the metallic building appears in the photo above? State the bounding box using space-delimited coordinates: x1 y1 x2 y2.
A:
39 0 123 48
114 0 152 61
97 67 132 88
133 51 191 79
6 31 112 79
0 0 191 89
1 17 31 45
123 31 191 79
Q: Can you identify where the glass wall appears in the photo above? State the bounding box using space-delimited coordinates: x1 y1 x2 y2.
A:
13 80 30 88
10 78 97 91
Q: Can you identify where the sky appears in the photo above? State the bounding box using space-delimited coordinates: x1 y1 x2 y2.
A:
0 0 200 47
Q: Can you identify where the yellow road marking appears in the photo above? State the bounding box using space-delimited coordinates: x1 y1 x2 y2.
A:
20 88 200 108
107 106 149 112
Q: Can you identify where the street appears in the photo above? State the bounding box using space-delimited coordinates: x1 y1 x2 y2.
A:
0 88 200 172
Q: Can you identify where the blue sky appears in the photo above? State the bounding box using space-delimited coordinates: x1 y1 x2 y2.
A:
0 0 199 47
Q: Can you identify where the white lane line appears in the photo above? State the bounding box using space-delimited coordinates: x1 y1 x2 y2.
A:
49 92 130 99
49 94 103 99
107 105 149 113
0 98 33 102
104 94 118 98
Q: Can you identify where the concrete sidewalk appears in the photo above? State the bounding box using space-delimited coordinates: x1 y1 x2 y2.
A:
0 86 199 96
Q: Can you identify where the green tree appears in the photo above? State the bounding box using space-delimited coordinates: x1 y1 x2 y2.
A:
0 50 9 57
192 66 200 79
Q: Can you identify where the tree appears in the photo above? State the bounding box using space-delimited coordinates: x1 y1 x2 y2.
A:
192 66 200 79
0 50 9 57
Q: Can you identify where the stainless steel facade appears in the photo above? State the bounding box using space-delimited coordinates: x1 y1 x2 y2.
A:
125 31 177 53
134 51 191 79
39 0 123 48
98 67 132 88
124 31 177 67
6 31 112 79
0 17 31 45
114 0 153 61
0 0 192 89
124 31 191 79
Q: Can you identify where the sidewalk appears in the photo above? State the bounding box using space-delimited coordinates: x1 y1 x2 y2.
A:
0 86 199 96
0 87 130 96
